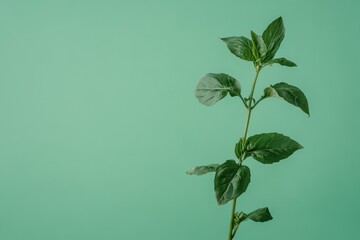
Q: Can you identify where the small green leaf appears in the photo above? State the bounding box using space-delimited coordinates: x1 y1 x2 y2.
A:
232 207 272 236
266 58 296 67
234 137 246 160
186 164 219 176
232 211 247 237
214 160 250 205
250 31 267 62
264 82 309 115
262 17 285 62
221 36 255 62
245 133 303 164
195 73 241 106
245 207 273 222
234 211 248 224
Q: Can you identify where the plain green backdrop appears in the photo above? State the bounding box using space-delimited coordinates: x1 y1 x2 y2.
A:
0 0 359 239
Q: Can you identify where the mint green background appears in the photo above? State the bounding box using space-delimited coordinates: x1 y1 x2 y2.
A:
0 1 359 239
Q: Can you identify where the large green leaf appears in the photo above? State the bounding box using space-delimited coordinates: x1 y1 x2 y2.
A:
266 57 296 67
245 207 273 222
214 160 250 205
221 36 255 61
262 17 285 62
264 82 309 115
245 133 303 164
195 73 241 106
186 164 219 176
251 31 267 62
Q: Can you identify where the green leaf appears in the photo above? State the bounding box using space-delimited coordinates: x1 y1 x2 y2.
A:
264 82 309 115
262 17 285 62
186 164 219 176
251 31 267 61
266 57 296 67
214 160 250 205
234 137 245 160
245 207 273 222
195 73 241 106
245 133 303 164
232 207 272 236
232 211 247 237
221 36 255 61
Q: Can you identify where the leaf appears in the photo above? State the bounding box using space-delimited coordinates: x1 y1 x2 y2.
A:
245 133 303 164
232 211 247 237
245 207 273 222
195 73 241 106
214 160 250 205
264 82 309 115
250 31 267 61
186 164 219 176
234 137 245 160
266 57 296 67
221 36 255 61
262 17 285 62
232 207 272 236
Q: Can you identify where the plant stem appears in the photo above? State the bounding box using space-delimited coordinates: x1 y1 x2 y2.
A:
243 66 261 140
228 198 237 240
251 96 265 110
227 66 261 240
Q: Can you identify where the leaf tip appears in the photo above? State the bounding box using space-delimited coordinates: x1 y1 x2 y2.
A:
185 168 193 175
303 107 310 116
274 16 283 25
220 37 228 43
264 207 273 219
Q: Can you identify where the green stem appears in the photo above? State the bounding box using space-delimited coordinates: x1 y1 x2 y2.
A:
228 198 237 240
227 66 261 240
251 95 265 110
239 95 248 109
243 67 260 140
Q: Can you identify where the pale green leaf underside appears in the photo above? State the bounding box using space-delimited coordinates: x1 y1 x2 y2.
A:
186 164 219 176
195 73 241 106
